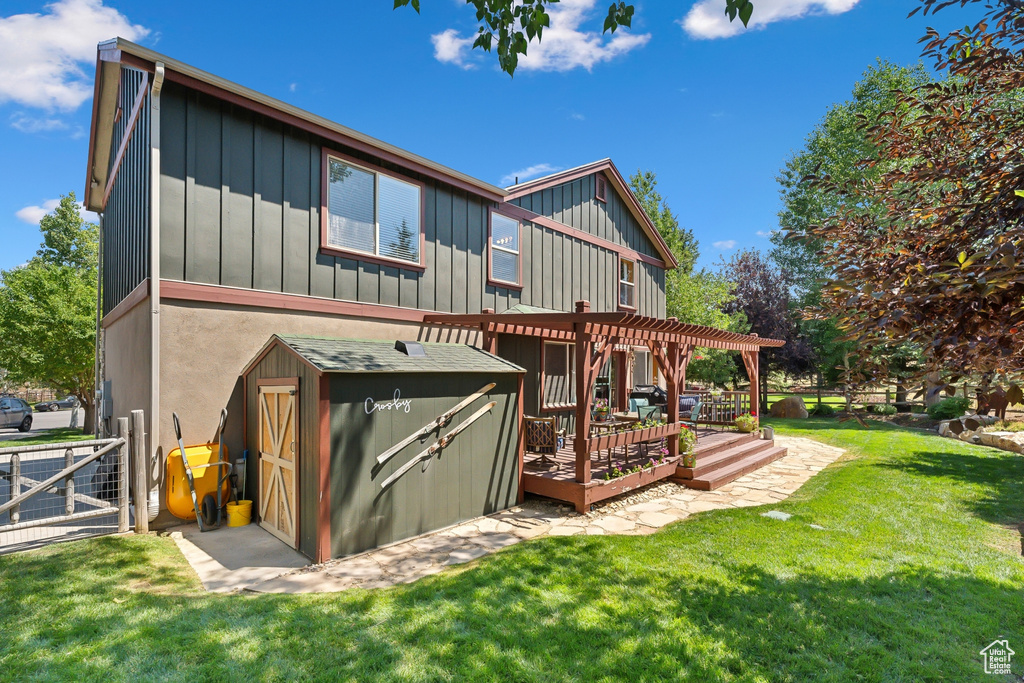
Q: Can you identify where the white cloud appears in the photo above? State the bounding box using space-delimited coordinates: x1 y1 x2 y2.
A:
0 0 149 111
16 199 98 225
288 83 298 93
569 112 585 121
501 163 561 187
712 240 738 250
756 230 776 238
9 113 68 133
431 28 477 70
433 0 650 72
682 0 860 40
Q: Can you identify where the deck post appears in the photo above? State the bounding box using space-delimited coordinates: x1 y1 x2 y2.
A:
574 301 592 485
666 341 681 458
480 309 497 354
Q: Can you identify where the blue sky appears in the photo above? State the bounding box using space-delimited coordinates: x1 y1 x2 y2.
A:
0 0 979 272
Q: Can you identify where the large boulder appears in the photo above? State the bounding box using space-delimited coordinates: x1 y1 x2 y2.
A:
769 396 809 419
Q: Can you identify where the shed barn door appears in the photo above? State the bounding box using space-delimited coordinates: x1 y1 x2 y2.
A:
258 382 299 548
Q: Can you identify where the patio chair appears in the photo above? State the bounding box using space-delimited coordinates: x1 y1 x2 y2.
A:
680 401 703 441
637 404 662 422
637 404 663 458
524 416 564 470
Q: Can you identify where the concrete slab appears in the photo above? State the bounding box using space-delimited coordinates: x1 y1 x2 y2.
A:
171 523 309 593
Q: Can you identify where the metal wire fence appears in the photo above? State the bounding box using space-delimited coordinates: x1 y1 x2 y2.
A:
0 438 128 555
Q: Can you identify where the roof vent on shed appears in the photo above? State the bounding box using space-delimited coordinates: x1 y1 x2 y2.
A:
395 340 427 357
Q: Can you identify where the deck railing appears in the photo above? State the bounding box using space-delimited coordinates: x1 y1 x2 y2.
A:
686 390 753 426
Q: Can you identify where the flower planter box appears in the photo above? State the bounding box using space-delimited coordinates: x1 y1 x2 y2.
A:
588 423 681 453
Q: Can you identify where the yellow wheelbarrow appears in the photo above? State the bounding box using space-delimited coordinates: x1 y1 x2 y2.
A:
167 409 232 531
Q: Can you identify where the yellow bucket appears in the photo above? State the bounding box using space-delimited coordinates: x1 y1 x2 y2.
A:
226 500 253 527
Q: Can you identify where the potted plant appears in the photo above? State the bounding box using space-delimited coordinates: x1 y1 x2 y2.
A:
734 412 759 433
679 424 697 467
593 398 609 422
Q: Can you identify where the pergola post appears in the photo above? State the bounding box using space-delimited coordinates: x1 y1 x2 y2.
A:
666 341 681 458
742 350 760 415
573 301 592 484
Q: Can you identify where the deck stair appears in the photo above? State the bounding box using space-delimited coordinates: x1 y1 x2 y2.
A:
673 431 787 491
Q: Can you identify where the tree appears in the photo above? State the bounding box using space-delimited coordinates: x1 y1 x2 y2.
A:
772 60 933 303
395 0 753 76
797 1 1024 389
0 193 98 431
721 250 813 409
771 61 933 390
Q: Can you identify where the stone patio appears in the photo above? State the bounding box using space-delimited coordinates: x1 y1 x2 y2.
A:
240 435 845 594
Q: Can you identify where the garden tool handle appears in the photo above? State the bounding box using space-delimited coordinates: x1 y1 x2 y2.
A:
218 408 228 437
172 412 183 442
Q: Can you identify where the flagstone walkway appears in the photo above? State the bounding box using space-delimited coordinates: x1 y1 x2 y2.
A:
243 435 846 594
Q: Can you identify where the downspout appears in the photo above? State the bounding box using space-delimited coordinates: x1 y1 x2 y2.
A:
147 62 165 522
94 211 103 437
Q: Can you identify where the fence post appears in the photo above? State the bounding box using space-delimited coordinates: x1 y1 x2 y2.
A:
131 410 148 535
117 417 130 534
64 448 74 514
10 453 20 524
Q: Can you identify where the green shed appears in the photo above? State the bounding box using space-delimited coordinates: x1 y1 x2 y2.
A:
242 335 524 561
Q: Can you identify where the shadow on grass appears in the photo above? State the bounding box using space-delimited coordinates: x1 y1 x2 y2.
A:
1 533 1021 681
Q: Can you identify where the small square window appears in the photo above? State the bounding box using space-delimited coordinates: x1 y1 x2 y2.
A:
596 175 607 203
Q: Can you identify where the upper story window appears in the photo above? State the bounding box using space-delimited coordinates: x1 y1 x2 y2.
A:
619 257 635 309
326 155 421 265
490 212 521 286
595 175 607 203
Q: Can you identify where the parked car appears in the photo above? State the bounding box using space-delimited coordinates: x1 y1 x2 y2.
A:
36 396 79 412
0 397 33 432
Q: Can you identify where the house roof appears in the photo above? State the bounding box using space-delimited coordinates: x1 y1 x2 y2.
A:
248 335 525 375
503 159 679 269
85 38 508 212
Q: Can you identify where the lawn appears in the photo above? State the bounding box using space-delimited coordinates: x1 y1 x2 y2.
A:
0 428 93 447
1 420 1021 681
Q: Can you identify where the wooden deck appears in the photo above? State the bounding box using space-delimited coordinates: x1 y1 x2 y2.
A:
523 429 777 512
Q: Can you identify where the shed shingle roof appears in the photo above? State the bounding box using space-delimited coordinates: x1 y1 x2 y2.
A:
274 335 525 374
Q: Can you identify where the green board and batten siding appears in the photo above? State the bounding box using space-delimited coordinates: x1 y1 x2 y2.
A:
101 67 151 316
157 81 665 318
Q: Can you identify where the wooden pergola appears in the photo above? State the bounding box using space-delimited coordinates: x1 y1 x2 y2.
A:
425 301 785 510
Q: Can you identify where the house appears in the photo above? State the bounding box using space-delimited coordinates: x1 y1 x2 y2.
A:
84 39 701 552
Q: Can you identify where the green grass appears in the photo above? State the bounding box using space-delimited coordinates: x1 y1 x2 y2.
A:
767 393 849 408
1 419 1022 681
0 428 92 448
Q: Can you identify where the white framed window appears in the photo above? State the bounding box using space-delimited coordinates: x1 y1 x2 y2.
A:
325 155 421 265
619 257 635 309
490 212 520 286
542 342 576 409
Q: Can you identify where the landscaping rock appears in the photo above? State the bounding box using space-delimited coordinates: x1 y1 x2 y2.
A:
762 511 792 521
769 396 809 419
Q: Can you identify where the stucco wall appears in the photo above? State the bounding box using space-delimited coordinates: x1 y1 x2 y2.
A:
100 295 153 492
153 299 479 526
